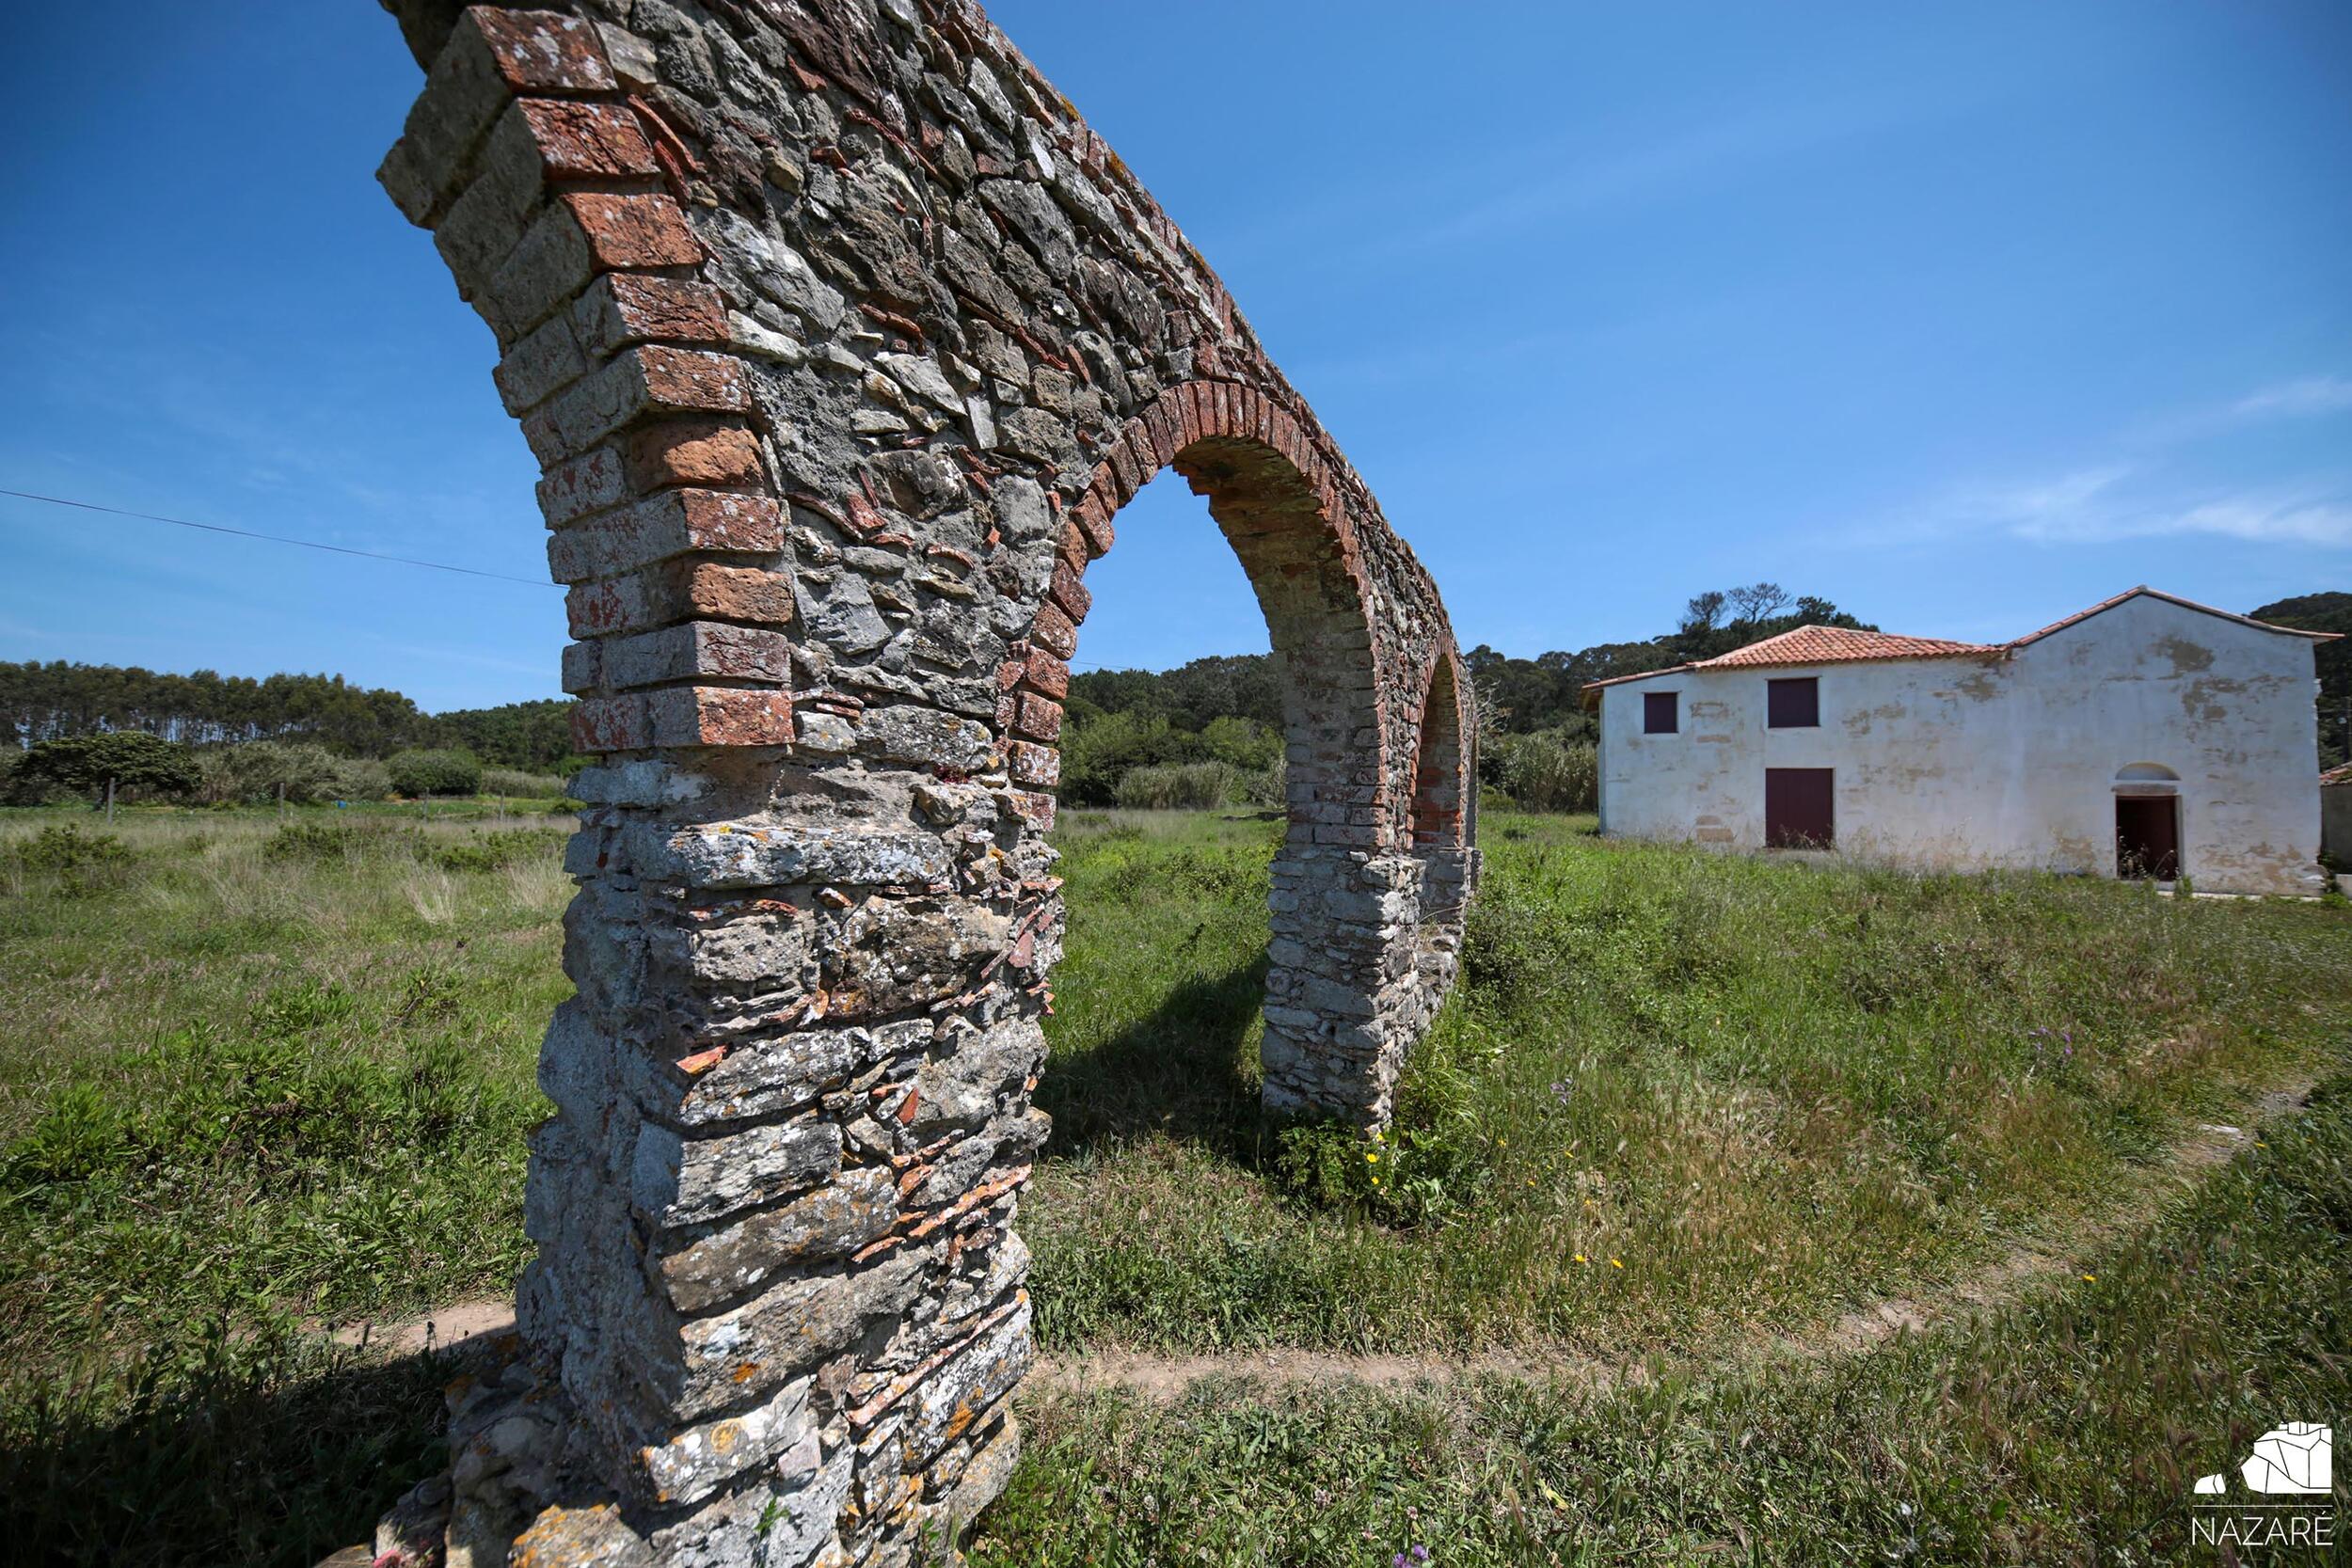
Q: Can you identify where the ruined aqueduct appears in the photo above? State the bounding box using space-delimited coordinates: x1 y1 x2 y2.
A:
370 1 1474 1561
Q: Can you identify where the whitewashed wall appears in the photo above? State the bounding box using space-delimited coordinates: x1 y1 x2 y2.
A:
1597 594 2328 894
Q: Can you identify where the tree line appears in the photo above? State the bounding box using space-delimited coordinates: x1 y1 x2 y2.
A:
2249 593 2350 770
10 582 2333 813
0 661 578 770
1061 584 1873 810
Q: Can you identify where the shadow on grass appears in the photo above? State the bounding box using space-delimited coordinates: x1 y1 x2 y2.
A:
0 1327 452 1568
1037 952 1273 1164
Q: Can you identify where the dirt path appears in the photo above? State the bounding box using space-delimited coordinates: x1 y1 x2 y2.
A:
1035 1082 2312 1401
329 1085 2312 1402
328 1298 516 1358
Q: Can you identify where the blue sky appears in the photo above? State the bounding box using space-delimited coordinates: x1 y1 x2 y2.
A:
3 1 2347 712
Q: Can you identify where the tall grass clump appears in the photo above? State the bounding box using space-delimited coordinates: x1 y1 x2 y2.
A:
1114 760 1238 811
1496 729 1597 812
482 768 568 799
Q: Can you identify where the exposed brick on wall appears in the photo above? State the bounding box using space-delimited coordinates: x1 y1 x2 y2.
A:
372 3 1475 1564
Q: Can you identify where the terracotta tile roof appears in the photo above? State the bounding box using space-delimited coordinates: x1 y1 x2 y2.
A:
1581 585 2342 706
1690 625 1997 669
1581 625 1996 694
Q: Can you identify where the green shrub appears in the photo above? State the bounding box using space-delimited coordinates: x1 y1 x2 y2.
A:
262 821 374 863
1115 761 1238 811
423 828 566 872
1198 715 1282 771
9 732 199 805
386 749 482 799
333 757 392 801
8 824 133 874
193 740 345 806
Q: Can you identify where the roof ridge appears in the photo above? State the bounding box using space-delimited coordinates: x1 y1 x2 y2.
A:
2006 585 2343 646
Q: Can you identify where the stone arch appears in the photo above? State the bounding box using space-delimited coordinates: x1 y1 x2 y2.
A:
1039 385 1422 1114
1404 648 1475 1006
367 3 1474 1563
1409 651 1470 852
2116 761 2180 784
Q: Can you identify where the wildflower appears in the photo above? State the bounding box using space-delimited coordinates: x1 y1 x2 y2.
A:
2080 1273 2096 1283
1573 1253 1589 1264
1609 1257 1624 1269
1414 1549 1430 1563
1366 1151 1379 1164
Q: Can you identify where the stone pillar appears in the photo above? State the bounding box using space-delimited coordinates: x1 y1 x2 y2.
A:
368 4 1474 1562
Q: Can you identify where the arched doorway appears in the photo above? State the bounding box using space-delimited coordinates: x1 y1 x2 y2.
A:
2114 763 2182 879
368 4 1476 1564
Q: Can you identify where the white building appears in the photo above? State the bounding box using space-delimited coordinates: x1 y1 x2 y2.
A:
1583 587 2339 895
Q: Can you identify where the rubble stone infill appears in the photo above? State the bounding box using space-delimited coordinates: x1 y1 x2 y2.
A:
368 0 1476 1561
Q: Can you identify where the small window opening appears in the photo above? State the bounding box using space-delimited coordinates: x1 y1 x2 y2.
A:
1643 691 1678 735
1767 676 1820 728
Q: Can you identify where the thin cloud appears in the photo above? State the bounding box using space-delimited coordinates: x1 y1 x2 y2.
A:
1949 467 2352 547
2022 493 2352 547
1860 372 2352 552
2228 375 2352 422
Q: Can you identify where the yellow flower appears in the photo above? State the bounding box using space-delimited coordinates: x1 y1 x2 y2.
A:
2080 1273 2096 1283
1365 1152 1379 1164
1573 1254 1589 1264
1498 1136 1507 1147
1609 1257 1625 1269
1370 1177 1381 1187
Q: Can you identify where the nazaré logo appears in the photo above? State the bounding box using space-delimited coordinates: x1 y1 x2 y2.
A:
2190 1424 2334 1551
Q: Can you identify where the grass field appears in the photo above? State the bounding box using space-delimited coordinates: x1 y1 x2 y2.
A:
0 804 2345 1565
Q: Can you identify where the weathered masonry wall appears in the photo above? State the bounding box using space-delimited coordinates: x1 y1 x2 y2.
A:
1597 594 2327 895
369 2 1473 1563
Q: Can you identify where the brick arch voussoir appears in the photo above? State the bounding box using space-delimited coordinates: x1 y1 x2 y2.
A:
1009 381 1394 844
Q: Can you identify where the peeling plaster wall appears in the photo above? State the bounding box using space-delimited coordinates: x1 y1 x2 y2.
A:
1598 595 2327 895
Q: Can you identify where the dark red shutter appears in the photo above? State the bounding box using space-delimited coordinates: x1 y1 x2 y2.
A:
1768 677 1819 728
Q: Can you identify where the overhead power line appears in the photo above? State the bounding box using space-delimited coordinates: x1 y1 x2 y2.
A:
0 487 562 590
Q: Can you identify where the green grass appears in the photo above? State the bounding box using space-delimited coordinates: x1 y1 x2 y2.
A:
0 805 2344 1565
0 810 566 1366
1026 810 2347 1357
978 1076 2352 1565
